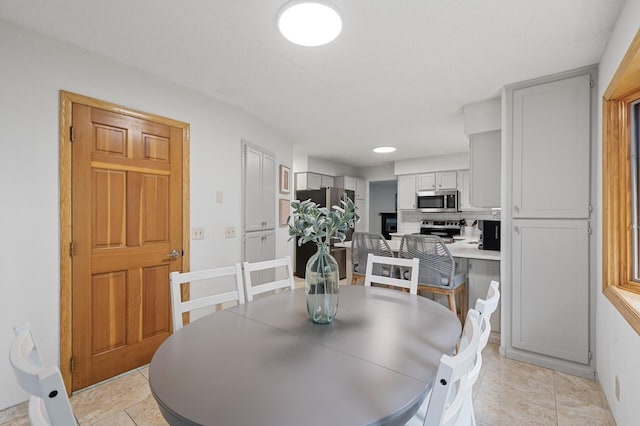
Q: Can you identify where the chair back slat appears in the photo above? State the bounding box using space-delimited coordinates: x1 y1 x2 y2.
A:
9 323 78 425
170 263 245 331
243 256 295 302
364 253 420 295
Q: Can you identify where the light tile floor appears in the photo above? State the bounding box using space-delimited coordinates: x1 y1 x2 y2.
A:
0 342 615 426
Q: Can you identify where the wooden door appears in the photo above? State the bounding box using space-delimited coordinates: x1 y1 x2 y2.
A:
71 103 184 389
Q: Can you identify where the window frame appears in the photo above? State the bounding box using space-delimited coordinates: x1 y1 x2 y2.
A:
602 29 640 335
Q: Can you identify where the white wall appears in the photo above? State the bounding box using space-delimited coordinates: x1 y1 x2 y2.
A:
394 152 469 175
0 20 294 409
359 163 396 182
306 156 358 177
596 1 640 424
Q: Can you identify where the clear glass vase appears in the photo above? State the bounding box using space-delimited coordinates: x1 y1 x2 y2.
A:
305 243 339 324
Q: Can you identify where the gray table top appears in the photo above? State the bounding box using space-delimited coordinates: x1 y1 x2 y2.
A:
149 285 461 426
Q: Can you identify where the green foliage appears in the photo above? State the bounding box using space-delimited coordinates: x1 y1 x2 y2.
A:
288 197 359 246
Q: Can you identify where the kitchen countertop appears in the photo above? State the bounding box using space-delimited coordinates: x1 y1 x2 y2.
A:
336 237 500 261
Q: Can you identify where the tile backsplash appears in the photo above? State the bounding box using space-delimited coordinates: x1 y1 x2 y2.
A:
398 209 501 234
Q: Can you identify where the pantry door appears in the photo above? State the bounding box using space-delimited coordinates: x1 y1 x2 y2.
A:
61 92 189 391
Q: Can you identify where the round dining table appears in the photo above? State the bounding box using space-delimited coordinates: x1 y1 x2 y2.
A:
149 285 461 426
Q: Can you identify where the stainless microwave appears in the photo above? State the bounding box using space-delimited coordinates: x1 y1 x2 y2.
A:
416 190 459 212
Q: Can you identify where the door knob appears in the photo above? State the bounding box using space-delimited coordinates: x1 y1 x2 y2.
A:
165 249 180 258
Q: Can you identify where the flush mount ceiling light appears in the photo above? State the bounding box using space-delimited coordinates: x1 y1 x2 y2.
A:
278 1 342 47
373 146 396 154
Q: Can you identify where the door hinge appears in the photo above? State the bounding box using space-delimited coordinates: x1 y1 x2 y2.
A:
588 350 592 361
70 242 75 257
588 225 593 235
70 126 74 142
590 80 594 88
70 356 75 373
589 204 593 213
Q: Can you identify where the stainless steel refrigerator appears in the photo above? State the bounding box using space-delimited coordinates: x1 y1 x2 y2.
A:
294 188 355 278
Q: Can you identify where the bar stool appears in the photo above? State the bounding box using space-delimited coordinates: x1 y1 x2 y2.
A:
399 234 468 324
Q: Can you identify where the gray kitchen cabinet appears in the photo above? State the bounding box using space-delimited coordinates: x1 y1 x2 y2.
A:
457 169 479 211
356 178 367 201
470 130 501 208
355 199 368 232
321 175 334 188
417 171 457 191
397 175 417 209
334 175 366 200
334 176 356 192
296 172 336 190
243 230 276 283
511 219 589 364
295 172 322 190
244 145 275 232
467 258 501 336
504 66 595 378
512 74 591 219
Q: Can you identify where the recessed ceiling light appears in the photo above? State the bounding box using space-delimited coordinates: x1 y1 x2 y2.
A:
373 146 396 154
278 1 342 47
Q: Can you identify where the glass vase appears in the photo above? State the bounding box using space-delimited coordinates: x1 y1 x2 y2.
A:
305 243 339 324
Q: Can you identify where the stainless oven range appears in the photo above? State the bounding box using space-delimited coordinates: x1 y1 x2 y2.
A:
419 220 462 238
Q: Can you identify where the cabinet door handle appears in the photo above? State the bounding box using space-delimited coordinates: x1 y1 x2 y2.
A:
514 225 520 234
513 205 520 214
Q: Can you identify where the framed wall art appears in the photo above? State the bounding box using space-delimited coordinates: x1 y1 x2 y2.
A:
279 198 291 226
279 165 290 194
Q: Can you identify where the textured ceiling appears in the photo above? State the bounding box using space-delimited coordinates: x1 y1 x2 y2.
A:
0 0 624 167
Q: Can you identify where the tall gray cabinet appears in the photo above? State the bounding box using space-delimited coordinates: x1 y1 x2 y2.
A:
242 142 276 279
503 66 596 378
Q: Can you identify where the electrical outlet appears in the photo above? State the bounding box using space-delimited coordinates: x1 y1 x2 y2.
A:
191 227 205 240
225 226 236 238
615 375 620 401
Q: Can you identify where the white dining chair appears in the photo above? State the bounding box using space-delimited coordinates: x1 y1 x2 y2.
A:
243 256 296 302
364 253 420 295
9 323 78 426
170 263 245 331
465 280 501 425
407 309 482 426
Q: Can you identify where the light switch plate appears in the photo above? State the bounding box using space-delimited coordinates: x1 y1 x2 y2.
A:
225 226 236 238
192 227 205 240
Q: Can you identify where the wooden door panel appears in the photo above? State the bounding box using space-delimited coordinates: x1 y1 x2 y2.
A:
94 124 127 156
142 265 171 338
141 174 169 243
72 102 183 390
143 134 170 162
92 169 127 248
91 271 127 354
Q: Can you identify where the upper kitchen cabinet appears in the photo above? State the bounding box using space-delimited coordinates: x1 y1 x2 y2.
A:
335 176 367 200
416 171 456 191
470 130 501 208
321 174 334 188
295 172 335 191
417 171 457 191
397 175 417 210
511 74 591 218
244 145 276 232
